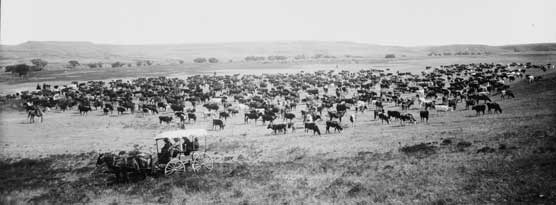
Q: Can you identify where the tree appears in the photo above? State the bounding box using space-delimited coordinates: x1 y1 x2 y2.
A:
111 62 124 68
193 58 207 63
68 60 80 68
30 59 48 70
6 64 31 77
208 57 219 63
385 54 396 58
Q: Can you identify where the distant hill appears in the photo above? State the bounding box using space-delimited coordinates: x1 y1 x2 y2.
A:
1 41 555 64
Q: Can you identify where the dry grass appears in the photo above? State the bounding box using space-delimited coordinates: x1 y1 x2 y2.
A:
1 58 555 204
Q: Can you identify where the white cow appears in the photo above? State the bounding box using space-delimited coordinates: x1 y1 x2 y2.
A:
435 105 452 112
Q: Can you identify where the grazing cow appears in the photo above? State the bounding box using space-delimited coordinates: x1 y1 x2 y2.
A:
283 113 296 122
261 114 277 125
227 108 239 116
326 121 343 133
501 90 515 99
465 100 475 110
117 106 126 115
487 102 502 114
304 122 321 135
472 104 486 116
378 112 390 124
328 111 345 122
399 113 416 125
159 116 173 124
420 110 429 123
78 105 92 116
212 119 225 130
387 110 401 120
267 123 287 134
244 112 260 124
435 105 451 112
219 112 230 120
187 113 197 122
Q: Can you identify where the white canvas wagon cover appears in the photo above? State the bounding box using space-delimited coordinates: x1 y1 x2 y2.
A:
154 129 208 140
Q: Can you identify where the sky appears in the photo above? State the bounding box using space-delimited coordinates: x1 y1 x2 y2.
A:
1 0 555 46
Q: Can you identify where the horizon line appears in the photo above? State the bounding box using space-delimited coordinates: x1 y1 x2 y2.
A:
1 40 555 47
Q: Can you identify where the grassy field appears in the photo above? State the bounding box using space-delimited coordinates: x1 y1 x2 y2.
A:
0 56 555 204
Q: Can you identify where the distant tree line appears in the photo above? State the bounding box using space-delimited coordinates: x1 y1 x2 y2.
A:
4 58 48 77
385 54 396 58
193 57 219 63
427 51 488 56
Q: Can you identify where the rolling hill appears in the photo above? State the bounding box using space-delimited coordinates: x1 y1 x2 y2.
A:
1 41 555 64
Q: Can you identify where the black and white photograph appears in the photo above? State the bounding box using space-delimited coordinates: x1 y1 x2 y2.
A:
1 0 555 204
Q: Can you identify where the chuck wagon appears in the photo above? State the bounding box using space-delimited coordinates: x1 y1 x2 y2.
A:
154 129 214 176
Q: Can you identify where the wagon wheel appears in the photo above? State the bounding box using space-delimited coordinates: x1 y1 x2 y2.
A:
191 152 202 172
200 153 214 171
164 159 186 176
191 152 214 172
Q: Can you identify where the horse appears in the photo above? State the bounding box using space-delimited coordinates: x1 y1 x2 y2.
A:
96 152 153 183
28 108 43 123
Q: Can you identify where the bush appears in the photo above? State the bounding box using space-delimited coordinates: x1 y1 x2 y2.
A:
385 54 396 58
193 58 207 63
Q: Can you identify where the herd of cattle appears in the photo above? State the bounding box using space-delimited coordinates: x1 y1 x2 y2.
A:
0 61 551 136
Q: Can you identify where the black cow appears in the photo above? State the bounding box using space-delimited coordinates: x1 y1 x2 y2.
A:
261 114 276 125
387 110 401 120
117 106 126 115
159 116 173 124
244 113 260 124
487 102 502 114
472 104 486 115
103 107 110 115
326 121 343 133
328 111 345 122
448 99 457 111
78 105 92 116
212 119 225 130
171 104 184 112
204 103 219 112
105 104 114 114
378 113 390 124
187 113 197 122
419 110 429 123
283 113 295 122
399 113 416 125
304 123 321 135
219 112 230 120
267 123 287 134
